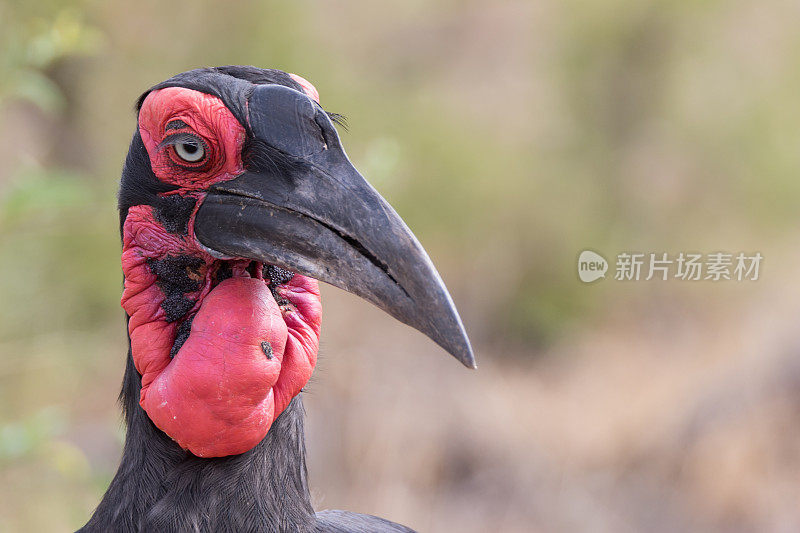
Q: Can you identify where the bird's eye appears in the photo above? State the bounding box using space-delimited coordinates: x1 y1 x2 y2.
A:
174 140 205 162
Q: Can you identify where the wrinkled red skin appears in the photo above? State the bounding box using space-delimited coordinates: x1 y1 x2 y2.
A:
121 82 322 457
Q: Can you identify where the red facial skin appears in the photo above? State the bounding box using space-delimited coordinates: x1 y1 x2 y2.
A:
121 81 322 457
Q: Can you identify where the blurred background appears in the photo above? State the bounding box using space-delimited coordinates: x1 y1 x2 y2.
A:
1 0 800 531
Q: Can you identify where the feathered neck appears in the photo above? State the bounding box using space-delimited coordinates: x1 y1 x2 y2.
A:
80 351 316 533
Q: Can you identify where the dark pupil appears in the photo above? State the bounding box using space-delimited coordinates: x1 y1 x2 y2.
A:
182 142 198 154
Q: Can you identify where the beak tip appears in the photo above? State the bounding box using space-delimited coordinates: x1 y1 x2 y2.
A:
424 292 477 370
447 338 477 369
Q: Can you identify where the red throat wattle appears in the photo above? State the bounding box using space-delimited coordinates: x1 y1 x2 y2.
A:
121 81 322 457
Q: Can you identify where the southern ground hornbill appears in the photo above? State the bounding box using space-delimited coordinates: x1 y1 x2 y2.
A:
79 66 474 532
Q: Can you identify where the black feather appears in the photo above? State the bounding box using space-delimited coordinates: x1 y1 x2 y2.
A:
117 130 179 236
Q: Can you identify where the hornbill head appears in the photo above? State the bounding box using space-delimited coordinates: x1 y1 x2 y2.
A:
118 66 474 458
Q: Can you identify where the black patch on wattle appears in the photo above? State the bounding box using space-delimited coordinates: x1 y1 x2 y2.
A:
260 341 273 360
162 296 194 323
148 255 205 322
265 265 294 306
170 318 193 358
152 195 197 236
265 265 294 286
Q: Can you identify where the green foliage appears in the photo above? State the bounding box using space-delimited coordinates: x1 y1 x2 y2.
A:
0 407 67 462
0 2 102 112
0 166 93 221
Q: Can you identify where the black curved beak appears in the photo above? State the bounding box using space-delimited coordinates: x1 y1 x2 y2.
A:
194 84 475 368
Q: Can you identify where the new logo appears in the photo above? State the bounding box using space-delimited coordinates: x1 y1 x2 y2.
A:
578 250 608 283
